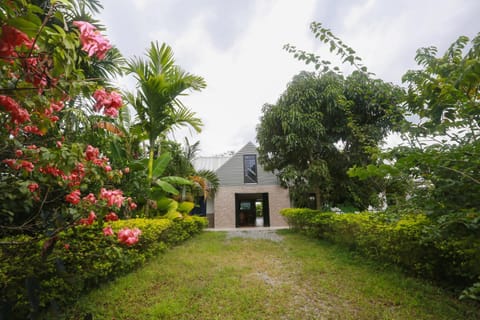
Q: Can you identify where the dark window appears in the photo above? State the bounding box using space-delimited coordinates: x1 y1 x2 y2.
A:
243 154 258 183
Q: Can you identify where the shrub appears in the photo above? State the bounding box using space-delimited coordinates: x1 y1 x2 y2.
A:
0 216 206 319
280 209 480 298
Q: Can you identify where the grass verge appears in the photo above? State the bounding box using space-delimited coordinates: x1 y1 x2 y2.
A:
64 230 480 320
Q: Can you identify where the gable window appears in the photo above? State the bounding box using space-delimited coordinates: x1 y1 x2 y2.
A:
243 154 258 183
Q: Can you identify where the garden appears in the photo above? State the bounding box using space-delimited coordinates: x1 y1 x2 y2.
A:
1 0 480 319
0 1 211 318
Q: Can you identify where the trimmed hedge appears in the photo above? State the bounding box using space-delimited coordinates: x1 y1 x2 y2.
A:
0 216 207 319
281 208 480 295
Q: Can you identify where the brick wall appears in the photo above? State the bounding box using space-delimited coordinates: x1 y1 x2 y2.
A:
213 185 290 228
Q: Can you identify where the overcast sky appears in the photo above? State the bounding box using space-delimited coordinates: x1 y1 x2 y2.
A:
98 0 479 156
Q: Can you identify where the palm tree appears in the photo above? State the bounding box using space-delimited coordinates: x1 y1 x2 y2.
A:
125 42 206 183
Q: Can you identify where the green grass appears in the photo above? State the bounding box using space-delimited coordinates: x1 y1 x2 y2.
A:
64 230 480 320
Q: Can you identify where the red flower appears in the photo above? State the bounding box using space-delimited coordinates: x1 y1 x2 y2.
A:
3 159 19 170
79 211 96 225
64 243 70 250
103 226 114 236
0 25 37 59
65 189 81 205
82 193 97 204
85 145 99 161
27 182 39 192
20 160 34 172
23 125 44 135
105 212 119 222
0 95 31 130
15 149 23 157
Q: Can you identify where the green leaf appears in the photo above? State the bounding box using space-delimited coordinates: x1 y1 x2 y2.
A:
161 176 193 186
153 179 179 195
152 153 172 179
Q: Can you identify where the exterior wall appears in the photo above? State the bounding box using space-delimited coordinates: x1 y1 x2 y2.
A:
213 185 290 229
216 142 278 186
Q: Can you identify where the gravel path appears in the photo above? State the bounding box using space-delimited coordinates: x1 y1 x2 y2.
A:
225 229 284 242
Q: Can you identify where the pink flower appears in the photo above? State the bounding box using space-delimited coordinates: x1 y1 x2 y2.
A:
64 243 70 250
79 211 96 225
104 165 112 172
92 89 123 118
28 182 39 192
56 141 62 148
103 226 114 236
123 167 130 174
65 189 81 205
105 212 119 222
99 188 125 208
73 21 111 60
118 227 141 246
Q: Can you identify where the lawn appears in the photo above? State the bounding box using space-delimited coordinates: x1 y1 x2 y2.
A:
65 230 480 320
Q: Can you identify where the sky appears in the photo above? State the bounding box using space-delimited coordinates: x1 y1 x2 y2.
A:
98 0 480 156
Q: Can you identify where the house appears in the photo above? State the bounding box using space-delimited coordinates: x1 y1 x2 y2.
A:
192 142 290 229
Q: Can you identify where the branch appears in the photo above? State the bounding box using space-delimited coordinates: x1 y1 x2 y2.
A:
438 165 480 185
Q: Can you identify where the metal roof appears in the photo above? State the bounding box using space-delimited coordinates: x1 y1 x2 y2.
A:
192 156 230 172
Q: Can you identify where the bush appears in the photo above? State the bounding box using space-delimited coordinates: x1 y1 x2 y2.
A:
280 209 480 297
0 216 206 319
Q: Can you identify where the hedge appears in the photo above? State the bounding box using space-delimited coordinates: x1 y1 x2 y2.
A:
0 215 207 319
281 208 480 298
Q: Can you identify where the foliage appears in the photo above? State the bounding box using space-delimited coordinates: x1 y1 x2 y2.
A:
280 208 480 299
162 138 220 201
284 22 371 75
0 216 206 319
125 41 206 183
350 33 480 212
257 70 404 209
0 0 137 238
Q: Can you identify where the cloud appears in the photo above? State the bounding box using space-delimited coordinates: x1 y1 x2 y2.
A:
99 0 480 155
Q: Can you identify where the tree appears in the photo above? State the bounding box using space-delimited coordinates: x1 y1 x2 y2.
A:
125 42 206 183
355 33 480 215
257 71 403 209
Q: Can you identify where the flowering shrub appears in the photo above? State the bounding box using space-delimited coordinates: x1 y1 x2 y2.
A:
0 216 207 318
0 1 136 239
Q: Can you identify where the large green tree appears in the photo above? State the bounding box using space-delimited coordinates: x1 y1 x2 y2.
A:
257 70 403 209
